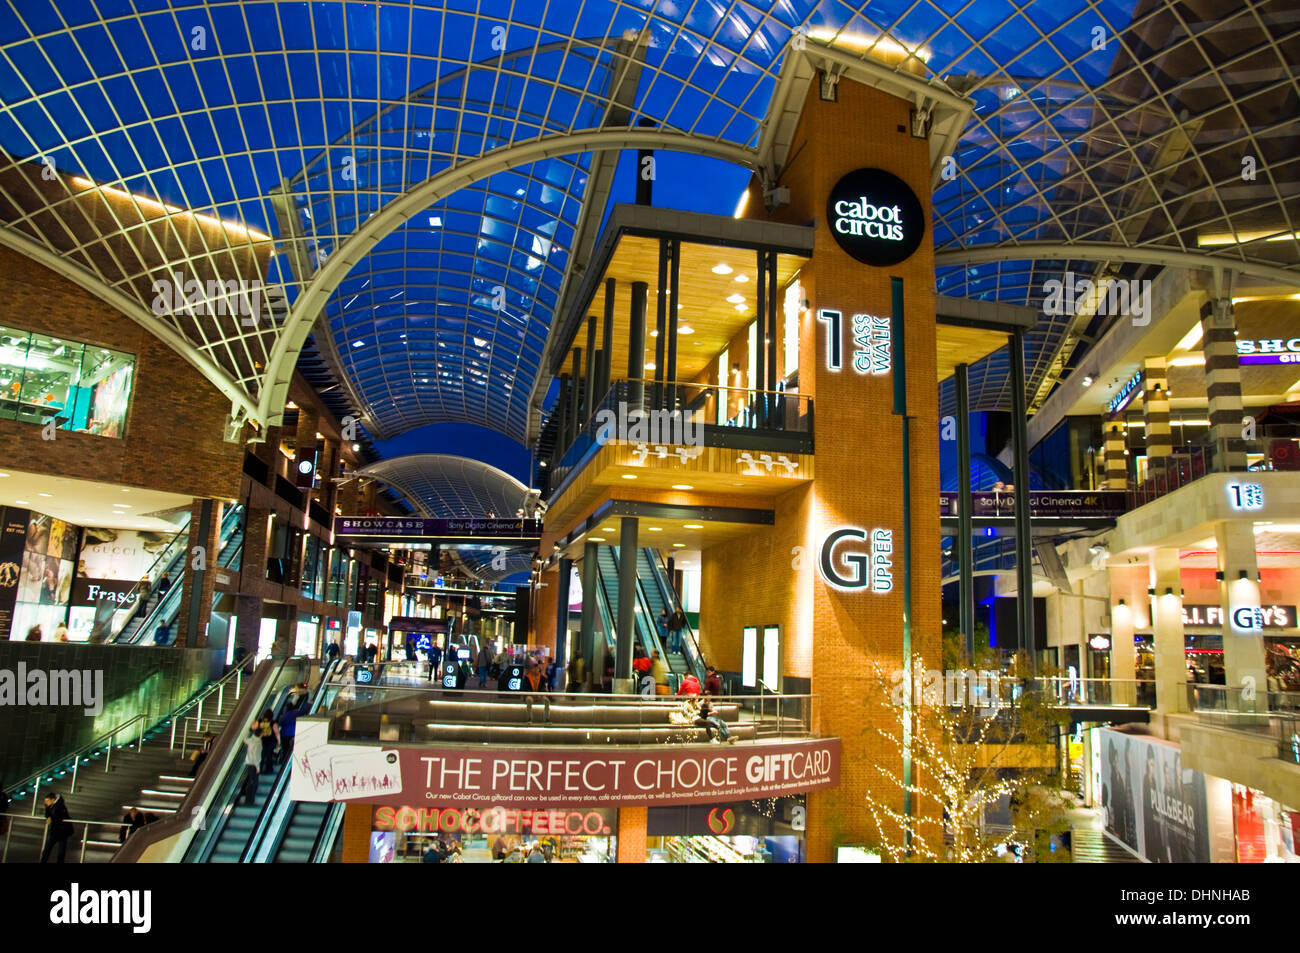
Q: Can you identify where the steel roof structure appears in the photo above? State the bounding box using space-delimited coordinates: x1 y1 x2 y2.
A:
353 453 533 519
0 0 1296 467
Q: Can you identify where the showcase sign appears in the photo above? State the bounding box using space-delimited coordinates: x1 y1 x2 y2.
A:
334 517 541 539
826 168 925 266
1100 729 1209 863
288 719 840 808
1237 337 1300 365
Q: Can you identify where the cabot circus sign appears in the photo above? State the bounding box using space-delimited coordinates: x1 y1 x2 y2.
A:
826 168 925 266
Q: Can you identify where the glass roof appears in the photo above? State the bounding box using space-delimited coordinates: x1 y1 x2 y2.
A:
355 453 533 519
0 0 1295 450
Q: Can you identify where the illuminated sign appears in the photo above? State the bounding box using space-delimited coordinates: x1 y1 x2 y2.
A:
817 308 891 374
1237 338 1300 364
1227 482 1264 510
373 805 616 836
826 168 925 266
1107 370 1143 416
1088 635 1111 650
818 526 893 593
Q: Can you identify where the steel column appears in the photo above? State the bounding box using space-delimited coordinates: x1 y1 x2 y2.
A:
1010 329 1035 662
956 363 975 659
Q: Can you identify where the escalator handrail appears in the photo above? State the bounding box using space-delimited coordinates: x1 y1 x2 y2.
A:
245 660 343 862
189 682 296 864
640 549 706 681
115 504 244 644
112 655 301 863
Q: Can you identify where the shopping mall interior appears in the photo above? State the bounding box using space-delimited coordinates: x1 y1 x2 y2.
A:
0 0 1297 876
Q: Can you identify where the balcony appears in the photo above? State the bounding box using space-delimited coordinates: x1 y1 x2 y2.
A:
542 378 813 507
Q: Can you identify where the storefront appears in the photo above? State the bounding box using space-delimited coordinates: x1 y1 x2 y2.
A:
646 796 806 863
368 805 617 864
1232 784 1300 862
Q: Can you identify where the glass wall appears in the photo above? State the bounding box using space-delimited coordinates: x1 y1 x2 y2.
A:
0 326 134 437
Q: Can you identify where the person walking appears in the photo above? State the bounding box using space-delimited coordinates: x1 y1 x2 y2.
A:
545 656 560 691
650 650 670 695
476 641 494 689
40 792 73 863
156 572 172 605
119 806 156 844
567 653 586 692
240 725 261 806
324 639 340 665
256 708 279 774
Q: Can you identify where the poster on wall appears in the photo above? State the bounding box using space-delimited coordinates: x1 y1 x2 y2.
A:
0 507 29 638
1100 729 1209 863
78 527 172 580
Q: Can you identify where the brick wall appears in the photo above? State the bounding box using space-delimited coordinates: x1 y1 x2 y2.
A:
0 246 244 499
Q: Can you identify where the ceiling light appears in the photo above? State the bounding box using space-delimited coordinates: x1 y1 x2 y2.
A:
672 543 685 548
14 500 28 505
650 329 658 337
644 362 656 370
113 504 131 509
588 537 606 542
684 524 703 529
726 294 745 304
121 488 130 493
621 474 637 480
37 493 51 497
734 274 749 283
672 484 693 490
734 304 746 312
1081 375 1094 387
648 527 663 532
351 443 362 452
711 264 733 275
679 326 694 335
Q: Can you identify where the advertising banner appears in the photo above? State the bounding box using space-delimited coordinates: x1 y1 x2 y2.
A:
334 517 541 540
939 490 1128 519
289 719 840 808
0 507 28 638
1100 729 1209 863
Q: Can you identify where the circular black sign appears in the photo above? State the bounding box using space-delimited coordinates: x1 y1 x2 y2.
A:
826 168 925 266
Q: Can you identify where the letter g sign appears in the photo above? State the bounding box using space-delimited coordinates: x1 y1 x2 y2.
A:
819 527 868 590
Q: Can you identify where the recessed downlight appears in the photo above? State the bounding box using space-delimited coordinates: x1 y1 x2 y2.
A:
672 543 685 548
672 484 694 490
734 274 749 283
588 537 606 542
726 293 745 304
14 500 29 505
679 326 694 335
38 493 51 497
711 263 733 275
648 527 663 532
621 474 638 480
684 524 703 529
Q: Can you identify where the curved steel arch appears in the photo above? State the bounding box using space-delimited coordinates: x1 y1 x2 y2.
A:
0 225 260 428
259 129 761 426
354 453 532 520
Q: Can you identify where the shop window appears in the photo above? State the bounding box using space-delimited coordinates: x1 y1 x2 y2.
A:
0 326 133 436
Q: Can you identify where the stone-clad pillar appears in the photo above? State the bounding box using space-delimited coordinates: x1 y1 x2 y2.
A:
1142 358 1172 482
1200 298 1247 472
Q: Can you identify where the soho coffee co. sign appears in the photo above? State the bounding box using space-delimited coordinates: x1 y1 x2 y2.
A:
826 168 925 266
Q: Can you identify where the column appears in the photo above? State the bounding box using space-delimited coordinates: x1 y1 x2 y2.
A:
1215 521 1267 710
956 363 975 658
1009 329 1035 658
1151 548 1186 714
272 610 295 659
554 556 572 670
615 516 639 691
1102 423 1128 490
568 350 582 441
557 373 571 451
338 803 375 863
766 250 778 392
666 240 680 409
579 543 598 686
234 594 262 672
1142 358 1172 485
654 239 667 409
754 247 766 427
1109 571 1137 707
601 278 615 399
628 282 647 412
616 806 647 863
584 314 597 423
176 498 220 648
1200 297 1247 472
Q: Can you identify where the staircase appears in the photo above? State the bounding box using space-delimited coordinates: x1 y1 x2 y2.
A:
1 679 243 863
1070 828 1142 863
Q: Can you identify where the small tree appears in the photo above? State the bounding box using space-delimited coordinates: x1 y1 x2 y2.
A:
861 652 1072 862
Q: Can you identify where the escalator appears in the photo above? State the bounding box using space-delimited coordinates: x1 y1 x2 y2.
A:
187 660 343 863
634 548 705 680
593 547 662 661
116 504 244 645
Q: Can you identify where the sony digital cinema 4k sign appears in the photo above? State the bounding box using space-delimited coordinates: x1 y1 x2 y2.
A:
827 168 925 267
